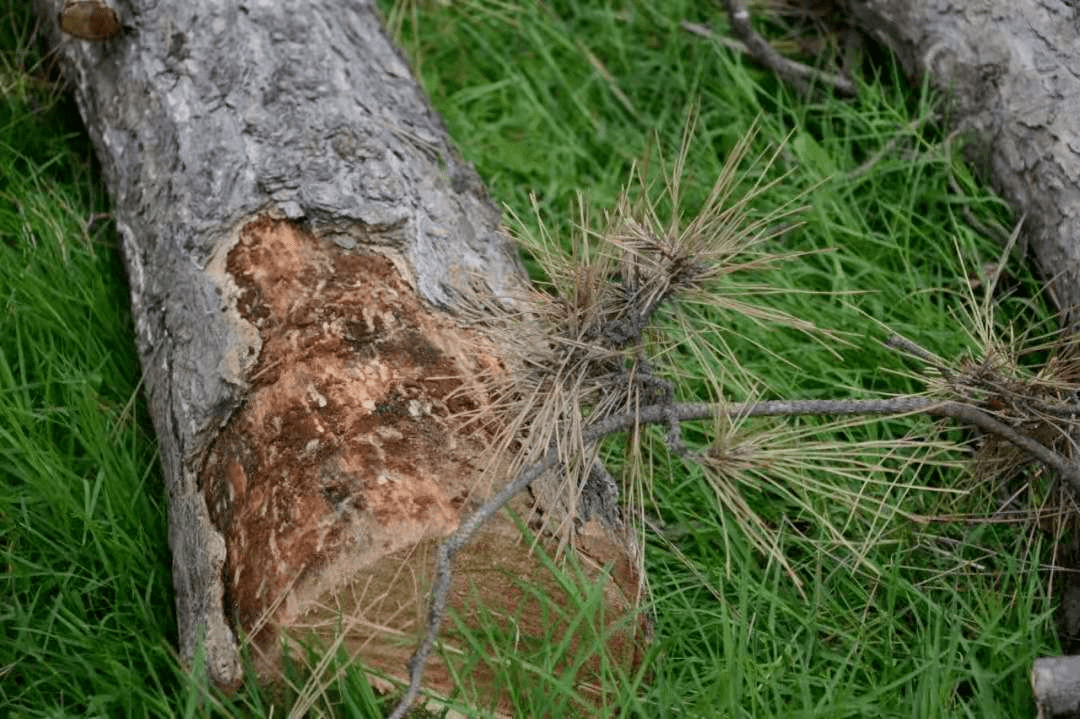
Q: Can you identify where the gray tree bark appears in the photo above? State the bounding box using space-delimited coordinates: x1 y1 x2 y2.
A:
33 0 641 694
846 0 1080 320
1034 655 1080 717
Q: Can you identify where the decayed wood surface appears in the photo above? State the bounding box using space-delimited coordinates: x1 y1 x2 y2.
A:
33 0 642 695
846 0 1080 320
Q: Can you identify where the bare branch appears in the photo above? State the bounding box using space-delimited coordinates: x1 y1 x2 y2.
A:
718 0 855 96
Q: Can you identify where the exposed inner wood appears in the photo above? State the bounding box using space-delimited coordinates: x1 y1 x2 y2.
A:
199 216 642 699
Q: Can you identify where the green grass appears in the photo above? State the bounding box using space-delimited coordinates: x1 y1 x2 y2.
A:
0 0 1062 716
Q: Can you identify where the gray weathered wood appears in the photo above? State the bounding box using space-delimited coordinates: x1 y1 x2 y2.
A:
1033 655 1080 717
33 0 640 691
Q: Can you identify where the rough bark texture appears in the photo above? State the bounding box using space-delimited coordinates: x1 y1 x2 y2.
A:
846 0 1080 319
33 0 641 695
1034 655 1080 717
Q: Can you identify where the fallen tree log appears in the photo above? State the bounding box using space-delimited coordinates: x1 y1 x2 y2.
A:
845 0 1080 320
837 2 1080 714
33 0 643 702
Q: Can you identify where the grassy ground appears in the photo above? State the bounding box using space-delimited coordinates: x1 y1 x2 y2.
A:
0 0 1064 716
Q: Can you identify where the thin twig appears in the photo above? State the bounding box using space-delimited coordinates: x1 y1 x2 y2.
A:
883 335 954 381
884 337 1080 418
1025 398 1080 419
680 19 748 54
388 394 1080 717
883 335 967 398
718 0 855 96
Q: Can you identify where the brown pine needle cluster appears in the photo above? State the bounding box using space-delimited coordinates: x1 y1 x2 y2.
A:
455 122 818 544
890 332 1080 491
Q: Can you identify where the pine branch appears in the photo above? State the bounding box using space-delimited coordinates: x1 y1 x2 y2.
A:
388 394 1080 717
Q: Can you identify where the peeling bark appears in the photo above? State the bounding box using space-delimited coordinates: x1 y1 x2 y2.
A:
33 0 642 696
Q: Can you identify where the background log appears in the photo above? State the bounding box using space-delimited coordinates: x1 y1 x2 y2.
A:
32 0 641 695
846 0 1080 319
842 2 1080 713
